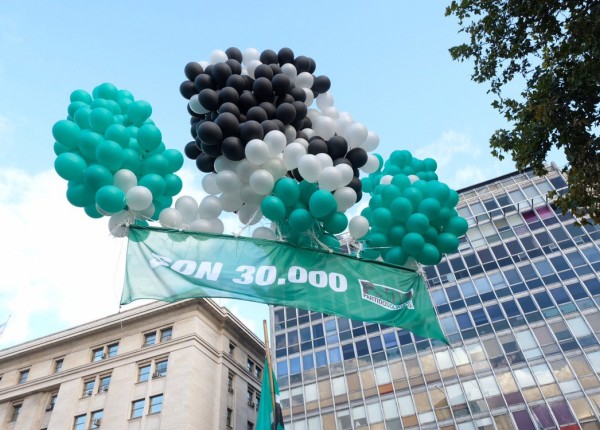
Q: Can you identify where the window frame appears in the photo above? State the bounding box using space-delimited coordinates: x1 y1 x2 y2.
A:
149 394 164 414
131 399 145 419
18 369 29 384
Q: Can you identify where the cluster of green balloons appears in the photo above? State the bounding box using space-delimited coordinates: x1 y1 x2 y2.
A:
52 83 184 220
357 150 468 266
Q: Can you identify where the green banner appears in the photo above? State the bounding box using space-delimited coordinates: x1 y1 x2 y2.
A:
122 226 447 343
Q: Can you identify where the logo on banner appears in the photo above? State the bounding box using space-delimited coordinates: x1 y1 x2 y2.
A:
359 280 414 311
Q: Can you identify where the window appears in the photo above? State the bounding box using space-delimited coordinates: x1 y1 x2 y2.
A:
143 332 156 347
99 375 111 393
131 399 145 419
54 358 64 373
92 348 104 362
229 342 236 356
73 414 86 430
247 386 255 403
91 343 119 362
138 364 151 382
160 327 172 342
18 369 29 384
155 359 168 378
254 365 262 380
226 408 233 427
10 403 22 422
107 343 118 357
90 410 103 429
47 394 57 411
228 371 235 392
247 358 254 373
149 394 163 414
83 379 95 397
247 421 254 430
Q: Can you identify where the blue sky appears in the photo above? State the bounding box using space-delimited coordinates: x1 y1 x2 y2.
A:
0 1 566 347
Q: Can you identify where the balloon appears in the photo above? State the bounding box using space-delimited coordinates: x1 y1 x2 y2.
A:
238 204 262 225
437 232 459 253
402 187 423 207
417 243 442 265
309 190 337 219
384 247 408 266
245 139 270 165
163 149 184 173
89 107 114 134
348 215 370 239
261 196 286 221
315 153 334 170
418 197 441 219
126 186 153 211
221 192 243 212
362 154 380 174
264 131 287 156
66 183 95 207
390 197 413 222
344 123 368 148
127 101 152 125
139 174 166 197
78 130 103 160
297 154 321 183
202 173 220 195
216 170 242 193
108 211 134 238
164 173 183 196
361 131 380 152
188 219 215 233
175 195 199 223
333 187 357 212
296 72 314 89
252 226 276 240
318 166 343 191
236 159 258 183
445 216 469 236
371 207 394 231
249 169 275 195
159 208 184 229
335 163 354 187
381 185 402 207
55 153 87 181
96 185 126 213
288 208 314 232
323 212 348 234
52 120 81 149
137 124 162 151
387 225 407 246
198 195 223 220
406 213 430 234
261 157 286 179
273 178 300 207
96 140 124 171
141 154 169 176
83 164 113 190
402 232 425 256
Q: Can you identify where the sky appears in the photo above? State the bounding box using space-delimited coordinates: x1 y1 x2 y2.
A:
0 1 567 349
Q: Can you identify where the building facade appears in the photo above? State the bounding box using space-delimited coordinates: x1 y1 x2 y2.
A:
271 163 600 429
0 299 265 430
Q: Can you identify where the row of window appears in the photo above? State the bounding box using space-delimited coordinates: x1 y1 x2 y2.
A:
226 407 255 430
72 394 164 429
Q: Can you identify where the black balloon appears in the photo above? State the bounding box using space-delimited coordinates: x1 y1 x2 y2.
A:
292 101 307 120
271 74 291 95
211 62 232 87
269 64 282 75
197 121 223 145
261 119 280 135
180 81 197 99
276 103 296 125
312 75 331 93
218 102 241 119
307 57 317 74
246 106 268 123
272 119 285 132
218 87 240 106
196 153 215 173
226 75 246 94
238 91 258 113
184 62 204 81
221 136 245 161
239 120 264 143
275 94 295 106
260 49 278 65
201 141 223 157
215 112 240 138
327 136 348 159
289 87 306 103
301 117 312 130
194 74 214 92
253 77 273 102
292 168 303 181
242 75 254 91
333 157 353 167
184 141 201 159
225 47 243 62
198 88 219 111
348 176 363 193
346 147 368 168
277 47 294 65
296 130 308 140
294 56 311 73
187 103 203 119
308 138 328 155
225 59 242 75
259 102 276 119
254 64 274 80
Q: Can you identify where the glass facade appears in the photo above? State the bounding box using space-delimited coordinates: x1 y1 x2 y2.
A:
270 164 600 429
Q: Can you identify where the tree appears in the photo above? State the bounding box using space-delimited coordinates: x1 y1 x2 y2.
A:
446 0 600 224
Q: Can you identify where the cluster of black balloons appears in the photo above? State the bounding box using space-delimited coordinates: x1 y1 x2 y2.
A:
179 47 331 172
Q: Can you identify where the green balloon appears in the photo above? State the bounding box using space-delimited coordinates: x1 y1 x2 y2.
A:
104 124 130 147
96 185 125 213
361 248 381 260
274 178 300 207
141 154 169 176
93 83 119 101
127 100 152 125
402 186 423 207
391 174 411 190
411 158 424 173
288 208 314 232
261 196 286 221
68 101 89 118
118 96 133 114
137 124 162 151
83 164 113 190
445 189 460 208
78 130 104 160
423 226 439 244
84 204 103 219
96 140 124 171
361 207 372 222
424 180 450 202
366 230 388 248
383 165 401 176
371 207 393 231
309 190 337 219
432 207 455 228
121 148 142 174
89 107 114 134
74 106 92 129
445 216 469 237
437 232 459 253
299 180 318 205
361 177 373 193
139 174 166 197
164 173 183 196
52 120 81 149
384 246 408 266
400 166 415 175
402 232 425 256
423 158 438 172
55 153 87 181
66 182 95 207
418 197 441 218
105 100 122 115
53 141 69 156
406 213 430 234
389 150 412 167
163 149 184 173
369 194 384 209
319 234 342 252
387 225 407 246
118 89 134 101
323 212 348 234
417 243 442 265
70 89 93 104
390 197 413 222
381 184 402 207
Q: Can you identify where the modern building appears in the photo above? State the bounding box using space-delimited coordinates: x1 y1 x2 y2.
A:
0 299 265 430
271 163 600 430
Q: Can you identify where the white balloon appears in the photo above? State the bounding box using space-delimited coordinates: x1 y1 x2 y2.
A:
296 72 314 89
245 139 270 165
114 169 137 192
216 170 242 193
334 187 358 212
303 88 314 106
297 154 321 183
246 59 262 79
284 125 296 143
220 192 243 212
133 203 155 219
209 50 228 64
188 219 213 233
126 186 153 211
361 154 381 174
95 204 119 216
240 185 264 205
335 113 354 135
294 138 309 150
198 195 223 220
336 163 354 186
318 166 343 192
312 116 336 140
321 107 339 119
198 61 209 70
361 131 380 152
315 153 334 169
252 226 276 240
261 157 286 179
238 204 262 225
408 175 419 184
211 218 224 234
316 92 334 110
345 122 368 148
214 155 239 172
381 175 394 185
280 63 297 83
243 48 260 66
300 127 315 140
189 95 209 114
282 142 307 170
349 216 370 239
264 130 287 156
249 169 275 195
236 159 257 183
202 173 220 195
108 211 134 237
175 195 199 223
307 108 320 122
159 208 184 229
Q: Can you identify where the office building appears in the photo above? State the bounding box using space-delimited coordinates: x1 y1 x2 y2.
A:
0 299 265 430
271 163 600 429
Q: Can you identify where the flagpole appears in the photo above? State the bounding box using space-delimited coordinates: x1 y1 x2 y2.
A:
263 319 276 427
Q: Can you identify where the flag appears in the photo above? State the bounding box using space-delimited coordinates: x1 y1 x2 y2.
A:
256 358 284 430
122 226 448 343
0 315 10 339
